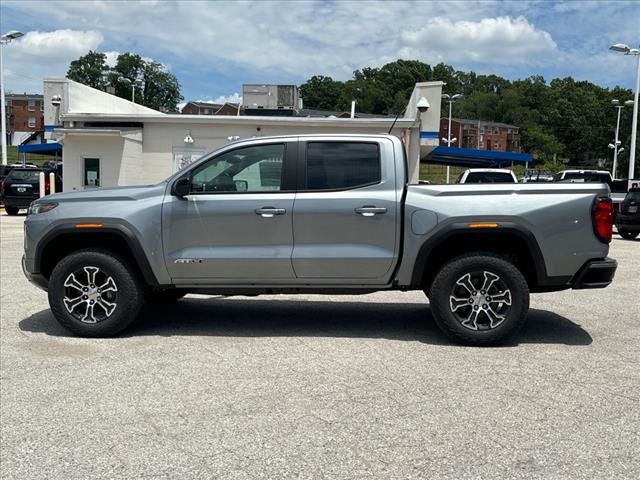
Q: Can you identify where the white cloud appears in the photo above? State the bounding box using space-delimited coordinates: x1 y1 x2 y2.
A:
13 29 103 61
401 16 557 64
3 29 104 93
103 51 119 68
210 93 242 105
1 0 637 97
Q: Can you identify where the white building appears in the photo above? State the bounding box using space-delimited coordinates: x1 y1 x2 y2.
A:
44 78 443 192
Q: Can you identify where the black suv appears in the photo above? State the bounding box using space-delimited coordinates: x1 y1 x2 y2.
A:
1 168 62 215
616 188 640 240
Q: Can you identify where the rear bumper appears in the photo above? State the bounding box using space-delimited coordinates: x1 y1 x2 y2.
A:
571 257 617 289
616 214 640 231
3 195 37 209
22 255 48 291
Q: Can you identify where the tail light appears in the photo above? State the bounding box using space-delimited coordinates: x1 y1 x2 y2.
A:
44 180 50 194
592 197 614 243
0 180 4 194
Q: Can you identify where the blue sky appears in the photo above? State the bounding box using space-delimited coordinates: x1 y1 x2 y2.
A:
2 0 639 106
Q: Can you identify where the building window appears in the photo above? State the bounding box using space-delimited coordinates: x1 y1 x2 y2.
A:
40 102 44 112
507 128 512 134
83 158 100 187
27 117 36 128
28 100 35 111
203 108 210 115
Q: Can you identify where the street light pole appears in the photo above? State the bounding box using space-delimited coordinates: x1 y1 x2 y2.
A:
117 76 139 103
630 50 640 180
0 30 24 166
610 99 633 178
610 43 640 180
441 93 462 183
612 101 623 179
1 38 7 166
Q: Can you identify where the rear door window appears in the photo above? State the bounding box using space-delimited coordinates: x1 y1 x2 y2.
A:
305 142 380 190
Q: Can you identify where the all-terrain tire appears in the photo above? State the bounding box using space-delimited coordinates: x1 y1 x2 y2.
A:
48 249 144 337
428 253 530 346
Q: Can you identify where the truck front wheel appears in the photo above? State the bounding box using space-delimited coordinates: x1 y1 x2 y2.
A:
48 249 144 337
428 254 529 346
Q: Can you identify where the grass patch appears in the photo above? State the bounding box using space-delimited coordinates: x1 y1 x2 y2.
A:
5 146 54 167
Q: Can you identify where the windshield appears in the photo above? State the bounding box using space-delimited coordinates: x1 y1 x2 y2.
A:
5 170 41 182
464 172 515 183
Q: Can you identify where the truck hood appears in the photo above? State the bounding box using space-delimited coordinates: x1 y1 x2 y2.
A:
41 183 167 203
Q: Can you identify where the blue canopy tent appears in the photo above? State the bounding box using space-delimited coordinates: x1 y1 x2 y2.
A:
425 146 533 168
18 142 62 156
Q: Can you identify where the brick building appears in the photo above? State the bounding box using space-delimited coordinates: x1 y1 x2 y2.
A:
181 101 240 116
5 93 45 146
440 117 520 152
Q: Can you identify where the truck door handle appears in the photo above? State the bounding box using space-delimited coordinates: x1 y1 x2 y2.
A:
354 206 387 217
255 207 286 218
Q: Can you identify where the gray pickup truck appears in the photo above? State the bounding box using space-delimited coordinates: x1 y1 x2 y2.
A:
22 134 617 345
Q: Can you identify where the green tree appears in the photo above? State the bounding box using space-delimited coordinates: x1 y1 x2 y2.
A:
299 75 344 110
67 51 183 112
66 50 108 89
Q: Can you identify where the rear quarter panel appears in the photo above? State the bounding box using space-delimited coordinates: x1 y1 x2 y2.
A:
396 183 611 285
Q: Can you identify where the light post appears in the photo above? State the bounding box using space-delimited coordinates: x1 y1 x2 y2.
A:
610 99 633 178
1 30 24 166
441 93 462 183
117 76 142 103
610 43 640 180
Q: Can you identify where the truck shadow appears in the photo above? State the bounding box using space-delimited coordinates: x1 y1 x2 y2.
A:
19 297 593 346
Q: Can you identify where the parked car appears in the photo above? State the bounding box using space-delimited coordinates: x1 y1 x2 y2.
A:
1 168 62 215
23 134 616 345
456 168 518 184
610 179 629 212
555 170 613 184
615 188 640 240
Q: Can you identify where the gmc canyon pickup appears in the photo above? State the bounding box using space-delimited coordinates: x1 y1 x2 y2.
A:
22 134 617 345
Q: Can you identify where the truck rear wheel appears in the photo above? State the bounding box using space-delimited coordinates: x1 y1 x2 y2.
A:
4 206 19 215
428 254 529 346
48 249 144 337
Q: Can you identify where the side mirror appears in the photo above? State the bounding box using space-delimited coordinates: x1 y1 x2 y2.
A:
234 180 248 192
172 176 191 197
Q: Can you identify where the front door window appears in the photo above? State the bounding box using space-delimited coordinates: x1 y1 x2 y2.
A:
190 144 285 193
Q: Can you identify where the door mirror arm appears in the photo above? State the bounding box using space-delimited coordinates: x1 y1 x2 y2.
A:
172 176 191 197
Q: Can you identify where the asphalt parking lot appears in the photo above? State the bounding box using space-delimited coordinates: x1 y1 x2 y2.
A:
1 213 638 479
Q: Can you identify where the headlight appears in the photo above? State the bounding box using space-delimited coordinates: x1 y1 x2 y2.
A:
28 202 58 215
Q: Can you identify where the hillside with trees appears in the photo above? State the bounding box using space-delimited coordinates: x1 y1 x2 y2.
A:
300 60 637 169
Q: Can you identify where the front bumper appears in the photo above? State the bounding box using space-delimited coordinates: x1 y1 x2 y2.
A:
571 257 617 289
22 255 48 291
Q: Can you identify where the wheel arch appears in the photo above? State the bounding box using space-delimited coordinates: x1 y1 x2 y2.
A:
412 223 554 293
35 225 159 286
